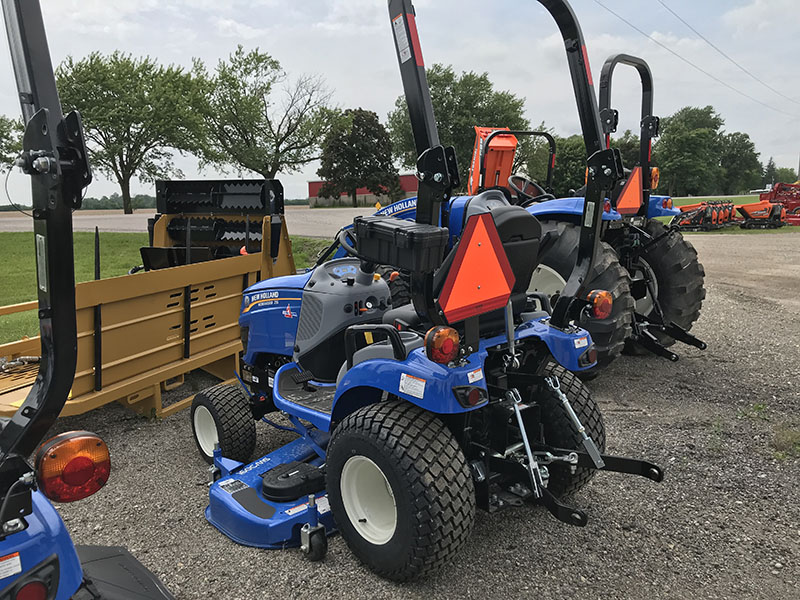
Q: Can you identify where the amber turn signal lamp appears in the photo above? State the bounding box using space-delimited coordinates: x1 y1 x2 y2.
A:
35 431 110 503
425 326 460 364
661 197 673 210
587 290 613 320
651 167 660 190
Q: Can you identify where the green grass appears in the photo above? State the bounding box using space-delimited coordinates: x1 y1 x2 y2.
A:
671 195 760 208
0 232 333 344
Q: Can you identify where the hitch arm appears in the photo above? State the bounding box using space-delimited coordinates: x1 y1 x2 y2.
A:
556 448 664 482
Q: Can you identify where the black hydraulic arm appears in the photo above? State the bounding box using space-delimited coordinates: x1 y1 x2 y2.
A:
536 0 622 327
479 129 557 193
598 53 658 215
0 0 92 460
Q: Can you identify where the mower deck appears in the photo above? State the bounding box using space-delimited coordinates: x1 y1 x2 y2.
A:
207 436 335 549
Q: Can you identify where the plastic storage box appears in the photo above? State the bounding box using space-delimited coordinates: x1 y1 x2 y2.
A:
354 216 449 273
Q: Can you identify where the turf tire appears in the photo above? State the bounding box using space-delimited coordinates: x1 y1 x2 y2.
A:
190 383 256 464
376 265 411 307
326 400 475 581
537 363 606 496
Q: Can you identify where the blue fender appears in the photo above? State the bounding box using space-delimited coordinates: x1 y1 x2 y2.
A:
526 197 621 221
0 491 83 600
647 195 680 218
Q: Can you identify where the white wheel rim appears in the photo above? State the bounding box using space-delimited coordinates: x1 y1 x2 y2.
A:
193 405 219 458
631 257 657 315
340 456 397 545
528 264 567 296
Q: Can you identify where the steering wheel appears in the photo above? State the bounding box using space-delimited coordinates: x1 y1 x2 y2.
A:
337 228 364 260
508 174 555 207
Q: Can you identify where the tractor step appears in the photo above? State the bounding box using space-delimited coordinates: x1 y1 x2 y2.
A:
273 364 336 431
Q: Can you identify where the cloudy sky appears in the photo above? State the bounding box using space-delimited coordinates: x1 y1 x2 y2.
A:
1 0 798 205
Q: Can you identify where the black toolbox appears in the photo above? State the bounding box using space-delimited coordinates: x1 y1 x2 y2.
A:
353 216 449 273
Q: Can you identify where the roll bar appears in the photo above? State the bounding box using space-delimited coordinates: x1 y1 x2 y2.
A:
0 0 92 460
598 53 659 216
388 0 623 328
479 129 557 193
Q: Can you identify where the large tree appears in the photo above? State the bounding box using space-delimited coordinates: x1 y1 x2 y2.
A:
719 132 761 195
195 46 339 179
317 109 400 207
550 135 587 197
775 166 798 184
387 64 530 186
0 115 22 172
57 52 206 214
653 106 725 196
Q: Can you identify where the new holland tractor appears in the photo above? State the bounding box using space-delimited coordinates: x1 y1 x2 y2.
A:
357 52 707 372
189 0 663 582
0 1 173 598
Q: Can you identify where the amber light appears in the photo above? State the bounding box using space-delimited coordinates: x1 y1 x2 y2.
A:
662 198 673 210
587 290 613 319
425 326 460 364
651 167 660 189
35 431 110 503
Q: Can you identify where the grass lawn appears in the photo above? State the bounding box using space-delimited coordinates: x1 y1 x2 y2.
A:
0 232 332 344
671 195 760 207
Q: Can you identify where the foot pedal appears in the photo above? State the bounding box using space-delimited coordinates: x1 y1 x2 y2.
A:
291 369 315 384
261 461 325 502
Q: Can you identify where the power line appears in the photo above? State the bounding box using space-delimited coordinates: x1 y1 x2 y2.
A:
591 0 800 119
656 0 800 106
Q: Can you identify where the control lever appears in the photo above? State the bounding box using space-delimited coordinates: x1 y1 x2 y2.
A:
503 300 520 370
506 388 545 498
544 376 605 469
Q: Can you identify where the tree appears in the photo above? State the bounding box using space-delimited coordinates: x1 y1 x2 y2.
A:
57 52 206 214
0 115 22 172
195 46 339 180
387 64 530 186
317 109 400 207
551 135 587 197
653 106 724 196
762 157 777 186
775 166 798 184
719 132 761 195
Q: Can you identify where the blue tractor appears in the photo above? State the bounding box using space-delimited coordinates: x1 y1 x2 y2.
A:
0 2 173 598
190 0 663 581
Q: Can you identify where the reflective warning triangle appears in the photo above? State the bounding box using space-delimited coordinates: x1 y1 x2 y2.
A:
616 166 643 215
438 213 515 324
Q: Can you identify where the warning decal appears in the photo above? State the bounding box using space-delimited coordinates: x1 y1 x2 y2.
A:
467 368 484 384
392 15 412 63
399 373 426 399
0 552 21 580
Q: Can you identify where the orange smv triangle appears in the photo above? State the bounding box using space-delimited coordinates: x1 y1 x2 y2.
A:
616 166 643 215
438 213 515 324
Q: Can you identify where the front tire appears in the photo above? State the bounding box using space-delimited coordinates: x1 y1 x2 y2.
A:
530 221 634 373
326 400 475 581
190 384 255 464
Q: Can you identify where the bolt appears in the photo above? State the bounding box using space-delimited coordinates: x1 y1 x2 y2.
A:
603 167 613 177
433 172 443 183
32 157 51 173
417 171 425 180
588 167 596 176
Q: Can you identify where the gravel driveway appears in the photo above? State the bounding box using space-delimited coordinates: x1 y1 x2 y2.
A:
46 232 799 599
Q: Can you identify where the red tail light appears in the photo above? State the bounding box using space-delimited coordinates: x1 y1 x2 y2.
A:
587 290 613 319
15 581 47 600
603 200 611 213
35 431 110 503
424 326 460 364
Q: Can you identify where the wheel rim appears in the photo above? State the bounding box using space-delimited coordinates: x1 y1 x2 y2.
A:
340 455 397 545
193 405 219 458
631 257 658 315
528 264 567 298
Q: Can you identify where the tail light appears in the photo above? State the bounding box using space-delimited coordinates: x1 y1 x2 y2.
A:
651 167 660 189
35 431 110 503
15 581 47 600
452 385 488 408
587 290 613 319
603 200 611 213
661 198 673 209
424 326 460 364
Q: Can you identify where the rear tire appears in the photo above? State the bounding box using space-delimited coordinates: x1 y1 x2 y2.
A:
326 400 475 581
536 363 605 496
620 220 705 353
377 265 411 307
190 384 255 464
530 221 634 374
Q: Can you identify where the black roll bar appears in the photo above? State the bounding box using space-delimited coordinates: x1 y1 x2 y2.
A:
598 53 659 216
478 129 557 193
0 0 92 460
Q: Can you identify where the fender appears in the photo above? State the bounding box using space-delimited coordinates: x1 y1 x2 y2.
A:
526 197 620 221
647 195 680 218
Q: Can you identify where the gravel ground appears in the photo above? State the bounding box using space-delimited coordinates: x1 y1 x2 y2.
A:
46 232 799 599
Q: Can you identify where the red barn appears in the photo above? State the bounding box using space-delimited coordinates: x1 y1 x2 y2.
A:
308 174 418 207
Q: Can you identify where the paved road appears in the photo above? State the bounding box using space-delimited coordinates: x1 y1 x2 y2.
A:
45 231 798 600
0 206 369 238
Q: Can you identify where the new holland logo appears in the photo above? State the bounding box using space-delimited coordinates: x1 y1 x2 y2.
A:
282 304 297 319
